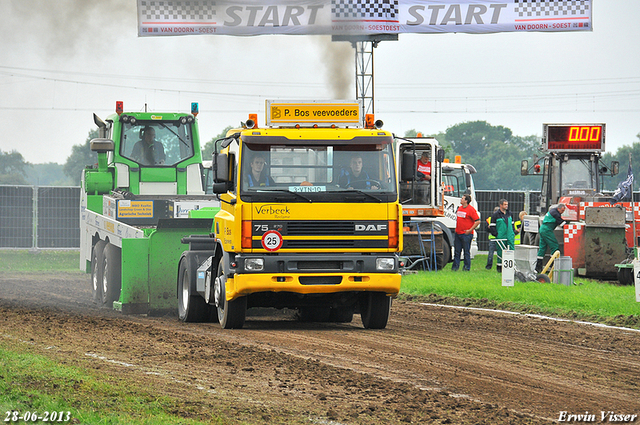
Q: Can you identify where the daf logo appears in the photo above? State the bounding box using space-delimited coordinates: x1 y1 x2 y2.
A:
355 224 387 232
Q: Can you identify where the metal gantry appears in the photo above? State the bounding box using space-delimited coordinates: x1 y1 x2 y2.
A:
332 34 397 127
355 40 375 121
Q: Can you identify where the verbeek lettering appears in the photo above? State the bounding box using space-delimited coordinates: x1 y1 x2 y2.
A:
256 204 291 215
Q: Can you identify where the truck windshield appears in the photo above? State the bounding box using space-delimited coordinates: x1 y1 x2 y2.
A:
240 142 397 202
561 158 597 193
120 121 195 166
442 166 468 197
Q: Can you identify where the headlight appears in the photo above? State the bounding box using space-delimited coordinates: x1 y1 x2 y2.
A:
376 257 395 271
245 258 264 271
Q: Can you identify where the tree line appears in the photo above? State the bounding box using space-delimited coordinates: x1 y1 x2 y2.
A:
1 121 638 191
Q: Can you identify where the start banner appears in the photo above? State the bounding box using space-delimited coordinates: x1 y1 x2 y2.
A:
137 0 592 37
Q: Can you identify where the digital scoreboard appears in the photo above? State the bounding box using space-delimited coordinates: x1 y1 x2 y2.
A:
544 124 605 152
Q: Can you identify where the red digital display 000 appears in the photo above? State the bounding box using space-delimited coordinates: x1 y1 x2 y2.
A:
545 124 605 151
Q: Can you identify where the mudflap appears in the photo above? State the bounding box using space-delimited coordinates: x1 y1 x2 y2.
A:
114 218 213 315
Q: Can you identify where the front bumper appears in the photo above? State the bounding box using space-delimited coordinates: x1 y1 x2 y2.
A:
226 253 401 300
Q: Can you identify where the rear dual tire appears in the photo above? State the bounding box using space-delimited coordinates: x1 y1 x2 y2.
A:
91 240 122 308
91 240 107 304
177 256 215 323
177 256 246 328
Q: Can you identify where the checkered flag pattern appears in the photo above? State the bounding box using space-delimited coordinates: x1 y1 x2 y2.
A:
514 0 589 17
331 0 399 21
564 223 583 244
139 0 215 21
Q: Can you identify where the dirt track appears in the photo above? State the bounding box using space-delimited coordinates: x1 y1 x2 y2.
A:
1 272 639 424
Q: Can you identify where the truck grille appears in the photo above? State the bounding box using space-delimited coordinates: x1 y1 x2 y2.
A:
286 221 354 236
299 276 343 285
251 220 390 250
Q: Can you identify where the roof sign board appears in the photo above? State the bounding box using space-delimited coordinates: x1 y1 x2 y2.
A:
266 100 362 126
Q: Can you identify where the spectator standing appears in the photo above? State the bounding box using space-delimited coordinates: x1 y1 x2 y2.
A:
452 194 481 272
536 204 567 272
488 199 519 272
485 206 499 270
514 211 526 245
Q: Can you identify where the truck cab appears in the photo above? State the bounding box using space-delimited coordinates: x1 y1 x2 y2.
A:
394 137 478 268
178 101 402 329
85 102 205 200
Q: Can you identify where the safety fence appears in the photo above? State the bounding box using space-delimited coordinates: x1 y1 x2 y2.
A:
0 185 80 249
475 190 540 252
0 185 634 250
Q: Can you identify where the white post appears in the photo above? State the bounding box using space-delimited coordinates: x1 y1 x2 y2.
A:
502 249 515 287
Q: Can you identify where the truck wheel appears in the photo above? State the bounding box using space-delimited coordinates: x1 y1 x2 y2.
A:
215 259 246 329
617 267 634 286
177 257 213 322
437 238 451 270
91 240 107 305
360 292 391 329
101 243 121 308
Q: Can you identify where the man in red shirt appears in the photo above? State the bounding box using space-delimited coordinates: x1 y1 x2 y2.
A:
416 151 431 181
452 194 480 271
414 151 432 203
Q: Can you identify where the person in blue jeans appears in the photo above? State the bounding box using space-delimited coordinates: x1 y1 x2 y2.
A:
485 206 499 270
452 194 481 271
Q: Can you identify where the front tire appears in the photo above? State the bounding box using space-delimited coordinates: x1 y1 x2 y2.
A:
215 259 246 329
177 256 214 322
617 266 634 286
101 243 121 308
360 292 391 329
91 240 107 305
437 238 451 270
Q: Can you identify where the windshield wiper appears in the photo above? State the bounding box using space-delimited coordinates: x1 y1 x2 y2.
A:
257 189 313 203
160 123 190 148
340 189 383 203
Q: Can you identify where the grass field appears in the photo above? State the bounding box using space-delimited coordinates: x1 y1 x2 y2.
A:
0 250 80 273
401 254 640 329
0 342 220 425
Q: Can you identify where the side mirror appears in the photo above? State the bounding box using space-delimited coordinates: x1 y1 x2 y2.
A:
611 161 620 177
211 182 230 194
401 152 417 181
436 148 445 163
90 138 114 153
213 153 229 183
521 160 529 176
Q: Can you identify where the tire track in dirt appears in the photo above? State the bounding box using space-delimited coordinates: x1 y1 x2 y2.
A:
1 272 639 424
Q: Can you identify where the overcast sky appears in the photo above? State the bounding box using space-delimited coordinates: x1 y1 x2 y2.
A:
1 0 639 165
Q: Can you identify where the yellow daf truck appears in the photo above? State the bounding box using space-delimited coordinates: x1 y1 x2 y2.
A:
177 101 402 329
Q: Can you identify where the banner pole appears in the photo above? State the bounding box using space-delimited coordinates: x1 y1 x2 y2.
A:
631 152 636 248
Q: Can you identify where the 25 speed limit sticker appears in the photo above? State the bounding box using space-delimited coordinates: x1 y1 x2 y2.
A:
261 230 283 252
